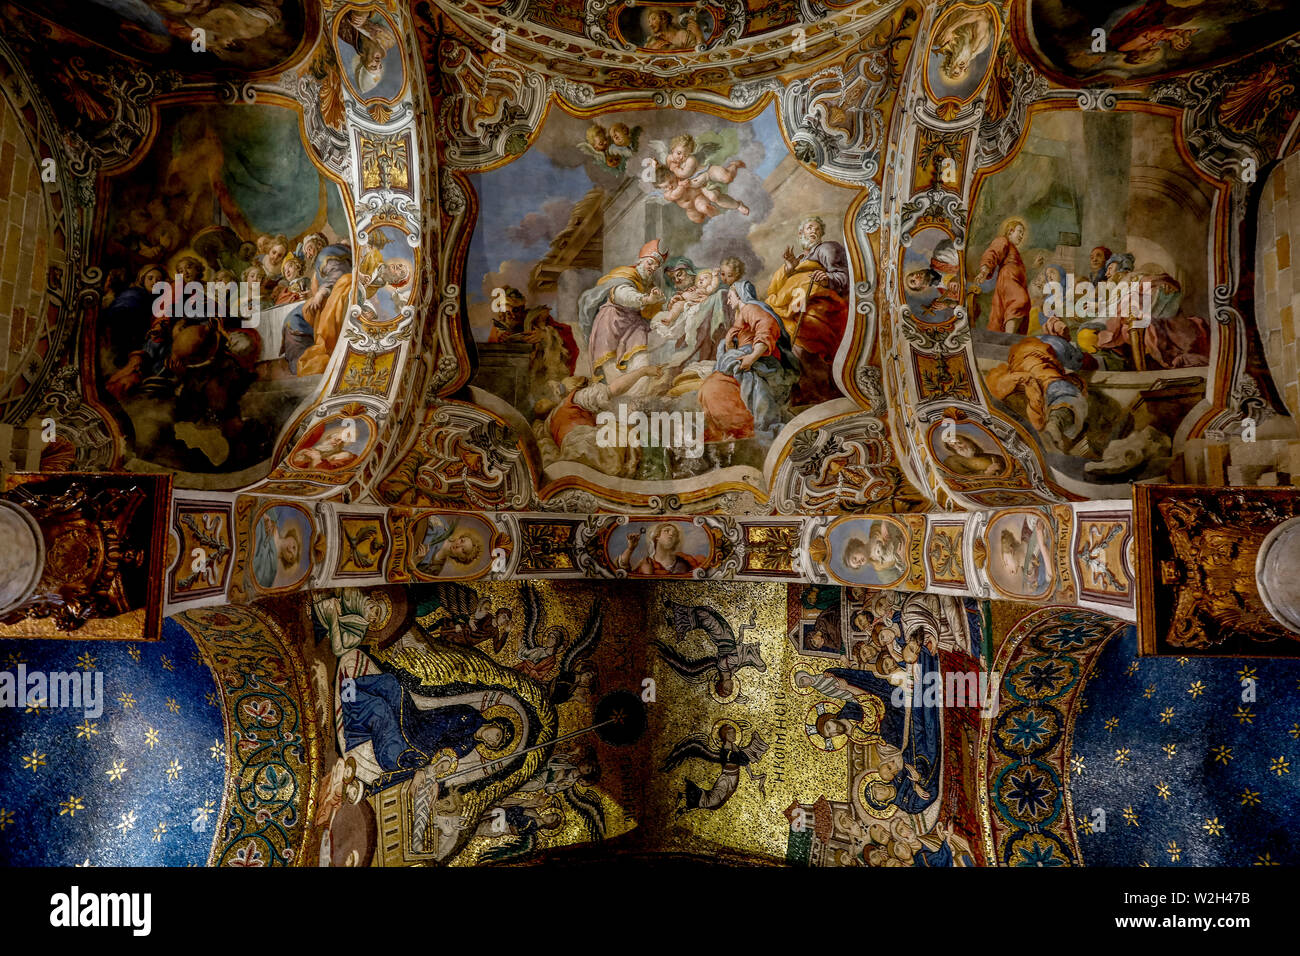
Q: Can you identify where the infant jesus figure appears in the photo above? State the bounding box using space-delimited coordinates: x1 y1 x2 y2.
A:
654 267 720 335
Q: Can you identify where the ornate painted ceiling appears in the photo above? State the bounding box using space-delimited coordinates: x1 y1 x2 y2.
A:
1 0 1300 870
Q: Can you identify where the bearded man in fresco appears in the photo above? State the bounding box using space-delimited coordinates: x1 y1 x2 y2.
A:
284 235 355 375
576 239 667 390
338 9 398 94
764 216 850 405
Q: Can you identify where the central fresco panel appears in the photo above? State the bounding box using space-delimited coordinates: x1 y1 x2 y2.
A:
461 102 861 496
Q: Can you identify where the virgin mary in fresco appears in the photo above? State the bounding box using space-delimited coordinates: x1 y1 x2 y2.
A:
697 281 800 443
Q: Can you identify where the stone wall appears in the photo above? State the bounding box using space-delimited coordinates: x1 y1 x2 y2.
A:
0 89 49 395
1258 152 1300 415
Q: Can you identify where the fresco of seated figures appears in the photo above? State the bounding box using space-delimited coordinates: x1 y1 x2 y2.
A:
461 102 863 495
966 106 1221 493
94 101 354 487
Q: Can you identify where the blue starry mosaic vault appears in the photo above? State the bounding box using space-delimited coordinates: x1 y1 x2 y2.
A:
0 618 226 866
1070 627 1300 866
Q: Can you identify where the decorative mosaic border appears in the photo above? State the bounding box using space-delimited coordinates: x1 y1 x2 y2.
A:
178 604 321 868
978 605 1127 866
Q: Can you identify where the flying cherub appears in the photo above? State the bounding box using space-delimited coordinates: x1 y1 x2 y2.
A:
607 122 642 161
647 132 749 222
577 122 643 177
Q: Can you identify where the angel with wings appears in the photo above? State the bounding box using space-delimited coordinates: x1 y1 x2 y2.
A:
515 585 605 707
662 719 768 815
648 132 749 222
515 582 566 682
654 600 766 704
418 582 513 654
553 596 605 707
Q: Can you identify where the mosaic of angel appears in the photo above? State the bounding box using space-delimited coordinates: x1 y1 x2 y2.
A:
653 601 767 704
662 719 768 815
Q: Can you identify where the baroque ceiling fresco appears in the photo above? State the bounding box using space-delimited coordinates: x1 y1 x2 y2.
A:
1 0 1300 872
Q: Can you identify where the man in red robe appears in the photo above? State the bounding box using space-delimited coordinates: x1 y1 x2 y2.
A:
975 218 1030 334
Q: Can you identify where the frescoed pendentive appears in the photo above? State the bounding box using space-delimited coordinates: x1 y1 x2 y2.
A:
356 223 416 323
95 101 353 485
463 102 858 489
274 413 376 482
923 2 999 105
902 226 963 324
967 107 1215 488
927 419 1010 480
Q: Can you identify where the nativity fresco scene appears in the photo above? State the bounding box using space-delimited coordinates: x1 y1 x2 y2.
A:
3 0 1300 888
